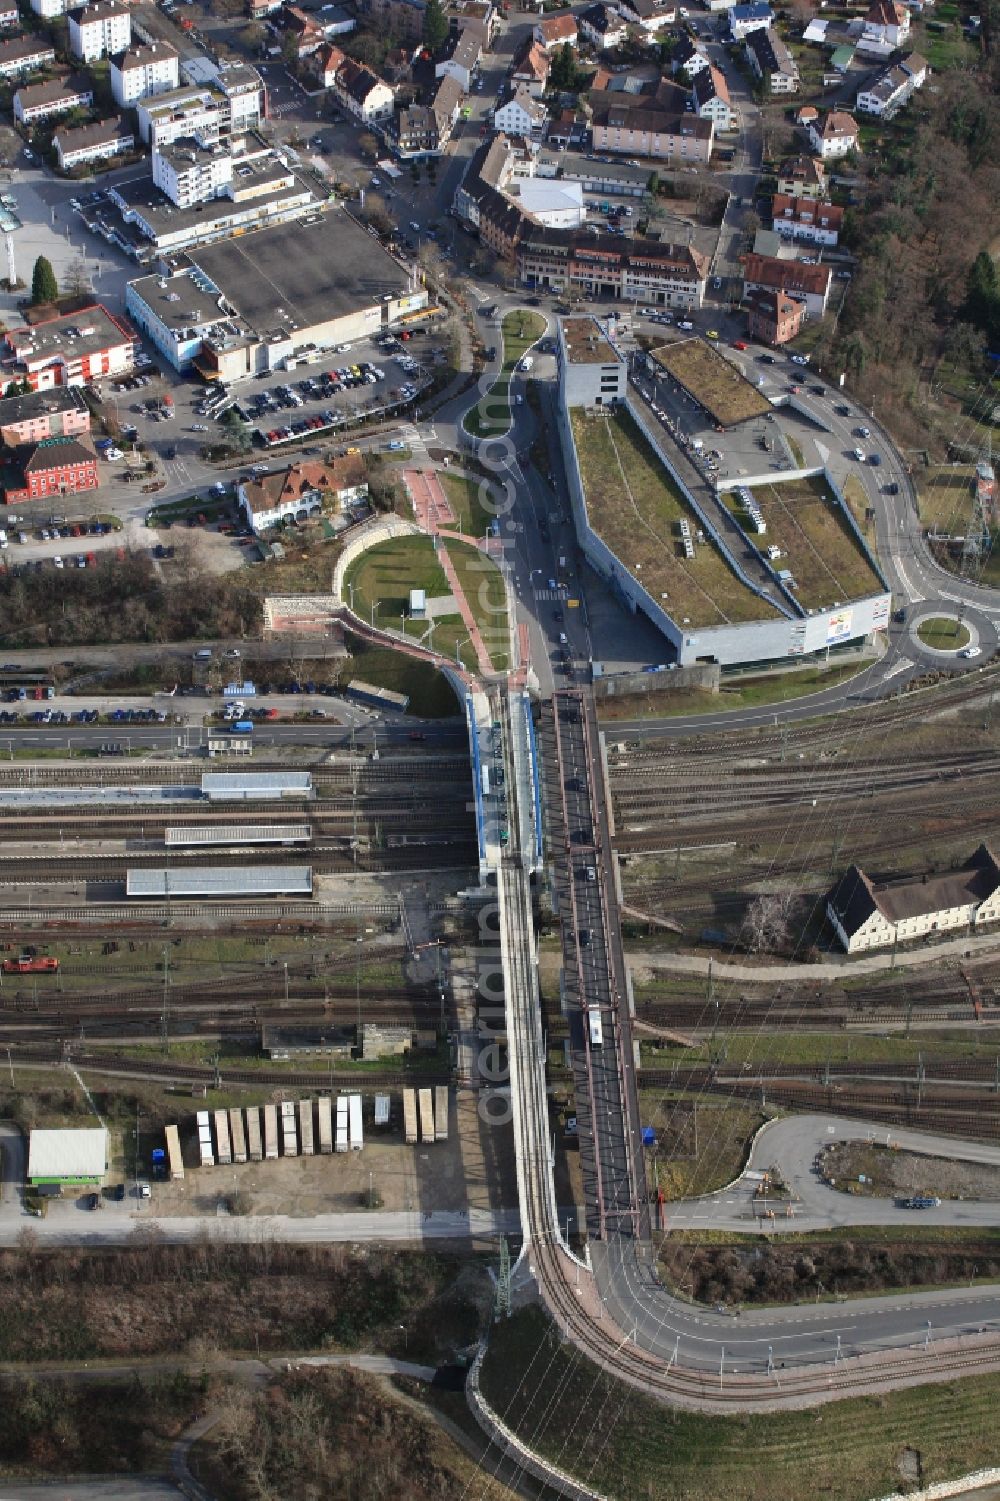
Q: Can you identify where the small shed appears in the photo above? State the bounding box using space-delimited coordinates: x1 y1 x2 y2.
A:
409 588 427 619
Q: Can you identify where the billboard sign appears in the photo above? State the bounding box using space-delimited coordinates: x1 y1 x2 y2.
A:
826 608 853 644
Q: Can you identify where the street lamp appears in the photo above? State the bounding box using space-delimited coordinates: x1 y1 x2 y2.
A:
456 635 472 666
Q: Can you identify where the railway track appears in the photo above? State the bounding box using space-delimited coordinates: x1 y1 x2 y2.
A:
5 1041 451 1090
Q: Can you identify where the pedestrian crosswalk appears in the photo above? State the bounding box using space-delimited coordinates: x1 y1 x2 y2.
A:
400 424 427 455
534 587 566 602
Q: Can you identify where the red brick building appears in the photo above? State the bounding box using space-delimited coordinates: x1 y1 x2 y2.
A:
1 434 99 504
746 289 807 346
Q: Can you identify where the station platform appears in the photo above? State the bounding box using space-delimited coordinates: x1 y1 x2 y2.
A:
465 688 542 884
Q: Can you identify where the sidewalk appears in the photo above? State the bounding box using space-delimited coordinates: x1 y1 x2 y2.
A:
401 468 497 677
631 927 1000 983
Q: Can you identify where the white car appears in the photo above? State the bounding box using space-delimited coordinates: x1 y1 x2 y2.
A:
852 448 865 462
677 320 694 331
789 354 809 366
959 646 982 659
192 423 208 432
53 555 65 569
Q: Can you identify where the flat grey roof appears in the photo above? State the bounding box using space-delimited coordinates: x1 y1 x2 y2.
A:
201 772 312 795
165 824 312 846
28 1127 108 1181
185 211 410 341
113 170 315 239
126 865 313 896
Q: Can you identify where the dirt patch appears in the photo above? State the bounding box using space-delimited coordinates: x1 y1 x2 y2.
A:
821 1141 1000 1202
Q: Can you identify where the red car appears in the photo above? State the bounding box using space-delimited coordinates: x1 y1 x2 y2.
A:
732 340 748 351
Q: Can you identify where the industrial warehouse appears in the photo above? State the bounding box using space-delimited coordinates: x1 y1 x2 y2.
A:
124 211 428 380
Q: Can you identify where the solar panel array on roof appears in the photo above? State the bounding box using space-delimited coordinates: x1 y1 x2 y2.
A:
164 824 313 847
126 866 313 897
200 772 312 800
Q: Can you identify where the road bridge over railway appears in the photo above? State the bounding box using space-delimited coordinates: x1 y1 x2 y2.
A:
487 678 1000 1411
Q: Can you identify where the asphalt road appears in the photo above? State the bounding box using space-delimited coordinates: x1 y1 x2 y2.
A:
666 1114 1000 1233
0 1206 520 1248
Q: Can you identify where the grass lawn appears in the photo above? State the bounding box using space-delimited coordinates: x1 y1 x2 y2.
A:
917 615 970 650
344 534 509 675
841 474 875 544
745 476 883 609
481 1305 1000 1501
916 465 977 535
571 407 776 627
341 636 460 718
642 1030 998 1069
640 1093 764 1199
916 15 977 69
462 310 545 439
439 471 496 537
446 536 511 672
596 661 863 720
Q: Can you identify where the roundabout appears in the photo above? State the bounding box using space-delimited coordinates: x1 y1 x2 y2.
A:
910 608 983 662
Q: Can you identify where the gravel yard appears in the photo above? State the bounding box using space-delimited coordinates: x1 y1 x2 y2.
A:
822 1140 1000 1201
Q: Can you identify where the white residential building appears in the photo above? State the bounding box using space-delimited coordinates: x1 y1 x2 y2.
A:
493 83 547 138
691 64 735 129
152 140 233 206
744 26 798 92
856 51 927 115
858 0 911 55
577 2 627 48
771 193 844 245
54 114 134 171
0 34 56 78
728 2 773 39
434 24 481 92
29 0 68 19
332 58 394 122
806 109 859 159
67 0 131 63
111 41 179 107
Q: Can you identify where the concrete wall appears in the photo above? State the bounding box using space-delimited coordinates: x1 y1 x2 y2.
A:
593 663 720 697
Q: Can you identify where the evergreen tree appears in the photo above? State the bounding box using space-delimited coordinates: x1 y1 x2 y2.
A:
550 42 579 91
964 250 1000 346
422 0 448 52
30 255 58 306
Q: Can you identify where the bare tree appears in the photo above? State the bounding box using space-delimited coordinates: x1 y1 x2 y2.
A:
741 892 798 953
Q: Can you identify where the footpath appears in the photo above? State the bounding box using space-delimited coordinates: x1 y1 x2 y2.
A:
631 928 1000 983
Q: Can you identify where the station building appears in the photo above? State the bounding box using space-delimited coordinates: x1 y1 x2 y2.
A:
827 845 1000 954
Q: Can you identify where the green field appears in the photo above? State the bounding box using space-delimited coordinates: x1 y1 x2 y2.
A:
439 471 496 537
642 1029 1000 1069
744 476 883 609
571 407 776 627
480 1306 1000 1501
344 535 509 675
596 661 864 720
462 310 545 439
917 465 978 535
917 615 970 650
